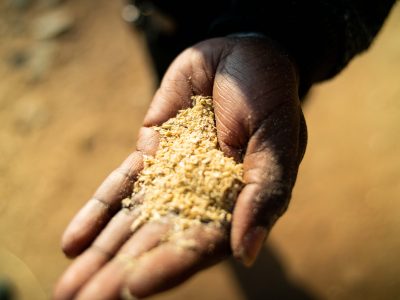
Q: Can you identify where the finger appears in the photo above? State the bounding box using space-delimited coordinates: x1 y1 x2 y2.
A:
118 219 171 255
231 102 303 266
75 221 173 300
142 38 228 127
54 209 139 300
77 226 229 299
123 226 229 298
61 151 143 257
136 127 160 156
54 249 110 300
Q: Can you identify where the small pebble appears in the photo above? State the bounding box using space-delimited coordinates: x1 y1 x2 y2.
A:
33 8 74 40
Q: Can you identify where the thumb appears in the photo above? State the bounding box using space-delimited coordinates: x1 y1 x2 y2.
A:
231 101 306 266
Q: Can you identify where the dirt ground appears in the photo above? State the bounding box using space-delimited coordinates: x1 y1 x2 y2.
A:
0 1 399 299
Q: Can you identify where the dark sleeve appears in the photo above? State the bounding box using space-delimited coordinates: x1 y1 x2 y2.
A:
207 0 395 93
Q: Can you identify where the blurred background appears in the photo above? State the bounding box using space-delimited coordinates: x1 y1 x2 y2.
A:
0 0 399 299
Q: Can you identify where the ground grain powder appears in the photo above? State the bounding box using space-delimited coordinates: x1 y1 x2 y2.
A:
122 96 243 235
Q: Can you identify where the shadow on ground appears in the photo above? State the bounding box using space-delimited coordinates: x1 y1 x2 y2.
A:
229 245 316 300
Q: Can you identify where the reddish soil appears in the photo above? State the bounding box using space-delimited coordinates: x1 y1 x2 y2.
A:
0 1 399 299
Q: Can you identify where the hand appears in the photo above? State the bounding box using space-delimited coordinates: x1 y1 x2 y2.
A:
54 36 307 299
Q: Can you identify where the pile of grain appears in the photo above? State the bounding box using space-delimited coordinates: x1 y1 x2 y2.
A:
122 96 243 233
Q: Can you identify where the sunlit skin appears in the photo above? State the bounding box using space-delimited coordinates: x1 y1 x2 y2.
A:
54 36 307 299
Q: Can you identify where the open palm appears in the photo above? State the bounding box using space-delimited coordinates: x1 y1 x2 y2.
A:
54 36 307 299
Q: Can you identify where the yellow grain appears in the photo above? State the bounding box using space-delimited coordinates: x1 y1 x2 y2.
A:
123 96 243 234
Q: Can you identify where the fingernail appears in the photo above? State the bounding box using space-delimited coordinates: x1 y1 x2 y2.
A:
120 286 139 300
238 227 268 267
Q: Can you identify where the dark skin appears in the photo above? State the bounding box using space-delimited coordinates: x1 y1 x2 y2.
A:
54 36 307 299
